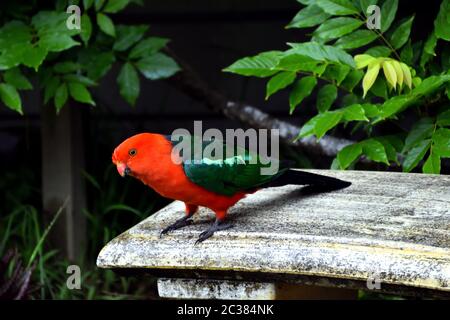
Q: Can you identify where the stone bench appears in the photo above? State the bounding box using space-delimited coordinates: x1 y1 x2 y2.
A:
97 170 450 299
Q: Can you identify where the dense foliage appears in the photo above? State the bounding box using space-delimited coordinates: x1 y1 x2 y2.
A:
225 0 450 174
0 163 157 299
0 0 179 113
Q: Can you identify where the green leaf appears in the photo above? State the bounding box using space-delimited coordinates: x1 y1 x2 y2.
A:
330 158 341 170
4 68 32 90
342 104 368 121
402 139 431 172
412 75 450 96
378 95 411 120
53 62 80 73
298 117 318 138
113 25 148 51
390 15 415 49
0 21 32 70
289 76 317 114
314 111 343 139
95 0 106 11
0 83 22 114
361 139 389 165
361 103 380 118
322 64 350 84
420 33 438 68
362 60 380 97
437 109 450 127
80 49 115 80
335 30 378 50
341 69 364 91
337 143 362 169
433 128 450 157
136 52 180 80
381 134 404 152
103 0 130 13
287 42 356 67
317 84 337 113
117 62 140 106
375 136 399 163
365 46 391 57
434 0 450 41
84 0 94 10
223 51 282 77
44 77 60 104
54 82 68 112
129 37 169 59
80 14 92 45
286 5 331 29
97 13 115 37
63 74 97 87
342 93 360 106
422 148 440 174
447 81 450 100
424 33 438 56
313 17 363 42
380 0 398 33
32 11 80 52
370 76 387 99
68 82 95 106
403 118 434 152
276 54 320 73
400 40 413 65
22 46 47 71
266 71 296 99
359 0 378 13
316 0 359 15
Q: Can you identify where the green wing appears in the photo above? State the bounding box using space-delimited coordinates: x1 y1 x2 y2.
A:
168 135 286 196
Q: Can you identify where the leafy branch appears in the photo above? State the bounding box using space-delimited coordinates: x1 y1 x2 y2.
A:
224 0 450 173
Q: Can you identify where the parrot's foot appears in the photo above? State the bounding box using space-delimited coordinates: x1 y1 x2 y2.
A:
160 215 193 237
195 219 233 244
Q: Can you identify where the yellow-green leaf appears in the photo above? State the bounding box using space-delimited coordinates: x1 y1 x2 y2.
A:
382 60 397 89
400 62 412 88
391 60 403 88
354 54 375 69
362 61 380 97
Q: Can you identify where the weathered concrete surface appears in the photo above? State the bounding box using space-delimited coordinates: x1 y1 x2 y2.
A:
157 278 276 299
97 170 450 297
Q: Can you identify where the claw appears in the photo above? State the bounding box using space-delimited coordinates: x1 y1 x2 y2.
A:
160 215 193 237
195 219 233 244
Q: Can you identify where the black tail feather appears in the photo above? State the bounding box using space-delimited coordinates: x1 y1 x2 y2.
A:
266 170 351 191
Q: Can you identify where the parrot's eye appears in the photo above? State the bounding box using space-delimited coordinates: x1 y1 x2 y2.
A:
128 148 137 157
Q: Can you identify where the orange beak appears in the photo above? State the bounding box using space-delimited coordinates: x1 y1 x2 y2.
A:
116 162 129 177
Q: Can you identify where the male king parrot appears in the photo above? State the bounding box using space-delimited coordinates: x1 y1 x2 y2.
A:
112 133 351 243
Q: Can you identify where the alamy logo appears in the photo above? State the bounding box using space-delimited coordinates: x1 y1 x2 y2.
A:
66 5 81 30
66 265 81 289
367 273 382 290
366 5 381 30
